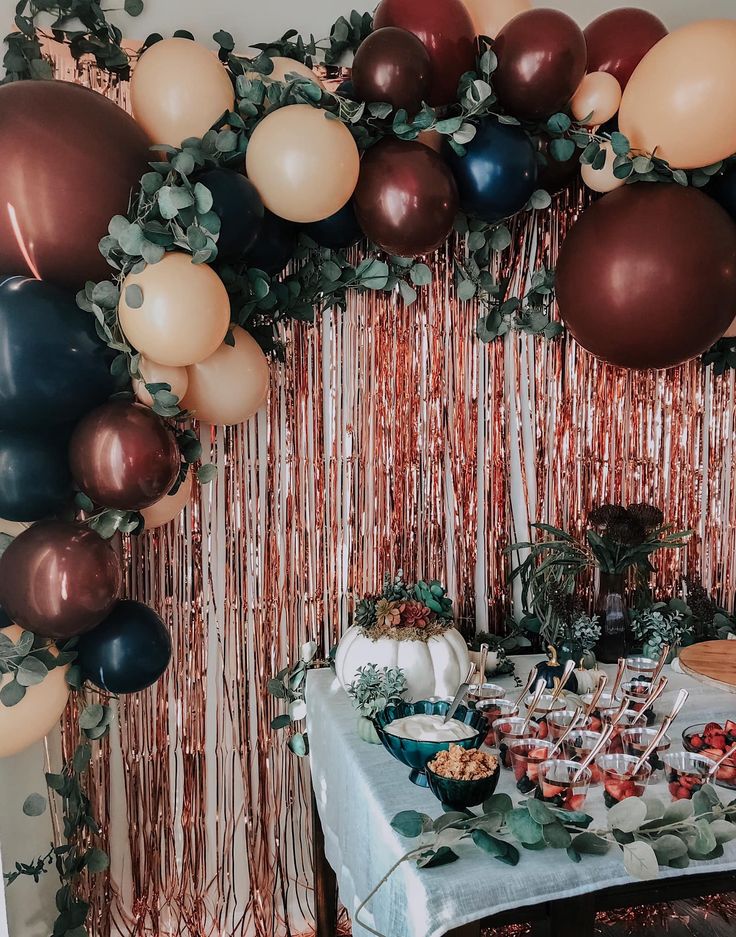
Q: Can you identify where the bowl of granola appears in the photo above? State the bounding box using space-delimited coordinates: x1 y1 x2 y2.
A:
425 745 500 809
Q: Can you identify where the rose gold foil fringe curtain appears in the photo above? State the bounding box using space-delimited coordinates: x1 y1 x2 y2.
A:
48 43 736 937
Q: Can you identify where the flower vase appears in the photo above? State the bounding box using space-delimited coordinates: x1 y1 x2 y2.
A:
594 572 628 664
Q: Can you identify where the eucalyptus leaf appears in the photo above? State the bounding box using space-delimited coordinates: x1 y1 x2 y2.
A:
22 793 47 817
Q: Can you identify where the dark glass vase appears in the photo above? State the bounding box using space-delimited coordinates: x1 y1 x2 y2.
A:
594 572 628 664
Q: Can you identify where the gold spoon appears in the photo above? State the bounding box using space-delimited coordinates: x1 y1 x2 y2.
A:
520 680 547 734
573 724 615 783
632 688 689 773
550 659 576 705
708 743 736 779
582 672 608 718
547 707 584 759
513 665 539 707
610 657 627 701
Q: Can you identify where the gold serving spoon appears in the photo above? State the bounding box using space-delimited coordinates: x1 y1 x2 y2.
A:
708 743 736 779
547 706 585 759
513 665 539 708
572 724 615 783
520 679 548 734
632 688 689 773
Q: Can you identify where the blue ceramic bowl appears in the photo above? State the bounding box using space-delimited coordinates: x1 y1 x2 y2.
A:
426 759 500 810
373 700 488 786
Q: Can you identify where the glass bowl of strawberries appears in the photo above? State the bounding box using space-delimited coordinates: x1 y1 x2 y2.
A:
682 721 736 790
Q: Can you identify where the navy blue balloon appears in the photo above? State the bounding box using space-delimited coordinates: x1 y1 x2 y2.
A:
445 118 538 223
0 276 115 430
336 79 356 100
77 599 172 694
303 201 363 250
708 167 736 223
243 210 297 275
0 427 72 521
0 604 10 628
198 169 264 261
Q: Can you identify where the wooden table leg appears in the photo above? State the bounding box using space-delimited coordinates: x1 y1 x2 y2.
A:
311 785 338 937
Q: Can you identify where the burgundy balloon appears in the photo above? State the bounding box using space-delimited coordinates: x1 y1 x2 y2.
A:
493 9 587 121
373 0 476 106
353 138 458 257
584 8 668 90
535 135 580 196
0 521 122 639
69 401 181 511
556 184 736 370
0 80 149 290
352 27 432 114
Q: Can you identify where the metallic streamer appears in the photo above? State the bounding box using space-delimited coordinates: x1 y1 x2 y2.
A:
44 39 736 936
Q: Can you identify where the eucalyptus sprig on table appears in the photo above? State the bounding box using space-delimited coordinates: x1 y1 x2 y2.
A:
353 786 736 937
346 663 407 719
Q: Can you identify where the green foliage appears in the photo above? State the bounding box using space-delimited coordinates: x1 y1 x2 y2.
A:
266 640 326 756
346 663 407 718
0 627 76 708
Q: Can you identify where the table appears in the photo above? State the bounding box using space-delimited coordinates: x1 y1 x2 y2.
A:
679 641 736 692
306 656 736 937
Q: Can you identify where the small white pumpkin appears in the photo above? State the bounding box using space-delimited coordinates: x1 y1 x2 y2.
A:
334 625 470 701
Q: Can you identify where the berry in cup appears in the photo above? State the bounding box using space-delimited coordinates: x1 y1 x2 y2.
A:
546 709 592 742
622 728 671 779
565 730 610 785
596 754 651 807
536 759 591 811
508 738 557 794
683 721 736 788
523 693 566 741
493 717 539 769
663 751 715 801
477 698 518 746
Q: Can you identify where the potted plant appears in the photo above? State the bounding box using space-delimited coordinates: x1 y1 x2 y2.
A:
346 664 408 743
335 571 470 701
631 601 693 662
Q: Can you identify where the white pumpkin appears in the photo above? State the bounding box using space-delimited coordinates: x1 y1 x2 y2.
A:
335 625 471 701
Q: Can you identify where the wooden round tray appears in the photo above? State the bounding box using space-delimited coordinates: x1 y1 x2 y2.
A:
678 640 736 692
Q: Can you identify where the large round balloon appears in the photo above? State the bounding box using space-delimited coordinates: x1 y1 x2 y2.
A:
0 276 116 431
580 142 626 194
619 20 736 170
0 428 72 522
0 521 122 639
197 169 264 262
374 0 475 106
352 27 431 114
119 252 230 367
243 210 297 275
0 626 70 758
69 401 181 511
571 72 622 127
77 600 172 694
183 326 270 426
353 138 458 257
556 184 736 370
133 357 189 409
141 471 192 530
131 37 235 148
445 118 537 223
303 201 363 250
256 56 323 88
462 0 530 38
245 105 360 224
584 8 668 91
0 81 149 288
493 9 587 121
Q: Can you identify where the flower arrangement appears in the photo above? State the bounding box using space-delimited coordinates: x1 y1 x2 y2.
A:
586 502 690 575
354 570 454 642
346 663 408 718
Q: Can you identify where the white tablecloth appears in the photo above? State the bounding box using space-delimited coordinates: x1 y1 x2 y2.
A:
306 657 736 937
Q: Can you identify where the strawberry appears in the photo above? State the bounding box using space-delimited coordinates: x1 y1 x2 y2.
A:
703 747 724 761
669 781 681 797
717 765 736 781
567 793 585 811
537 721 549 740
710 733 728 751
725 719 736 737
675 786 692 800
589 716 602 732
704 722 723 739
542 780 565 799
688 733 704 750
679 773 700 791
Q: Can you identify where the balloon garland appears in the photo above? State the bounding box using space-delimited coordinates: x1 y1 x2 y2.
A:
3 3 736 935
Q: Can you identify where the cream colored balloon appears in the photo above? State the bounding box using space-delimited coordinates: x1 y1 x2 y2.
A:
119 252 230 367
134 357 190 408
141 471 192 530
183 326 270 426
462 0 531 38
571 72 622 127
0 626 70 758
581 142 626 194
256 56 322 86
131 37 235 148
619 20 736 169
0 519 30 538
245 104 360 223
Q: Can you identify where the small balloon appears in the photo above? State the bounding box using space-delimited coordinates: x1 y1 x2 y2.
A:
462 0 531 39
580 142 626 194
0 626 70 758
0 277 116 431
0 80 149 288
133 357 189 409
183 326 270 426
374 0 476 106
259 56 323 87
584 8 668 90
302 201 364 250
69 401 181 511
445 118 537 223
197 169 264 261
353 138 458 257
77 600 172 694
619 20 736 170
0 521 122 639
493 9 587 121
0 428 72 522
131 37 235 148
246 105 360 224
571 72 622 127
242 210 297 275
556 184 736 370
141 471 193 530
119 252 230 367
352 27 431 114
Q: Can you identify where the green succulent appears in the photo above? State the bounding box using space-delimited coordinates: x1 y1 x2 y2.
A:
354 598 377 632
413 580 453 619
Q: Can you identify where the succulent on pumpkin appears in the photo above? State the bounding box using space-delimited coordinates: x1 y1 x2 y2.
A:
375 598 403 629
414 580 453 619
354 597 377 632
401 600 434 630
381 569 412 602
